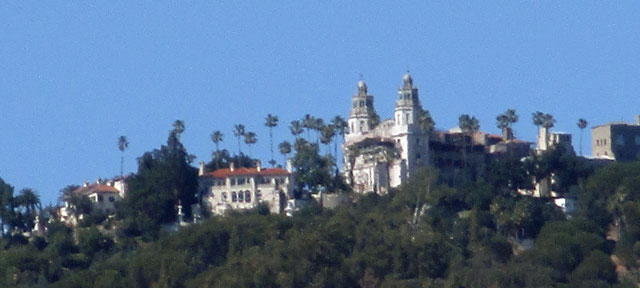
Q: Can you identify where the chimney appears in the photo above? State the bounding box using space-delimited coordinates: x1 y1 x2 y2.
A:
83 181 89 187
636 115 640 126
256 160 262 172
198 161 205 176
230 162 235 172
286 158 293 173
502 127 513 142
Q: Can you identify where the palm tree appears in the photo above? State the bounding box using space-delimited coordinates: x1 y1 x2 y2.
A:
417 109 435 134
542 113 555 130
313 117 325 145
117 136 129 177
496 109 518 140
321 124 336 159
244 131 257 157
331 116 348 164
302 114 315 140
210 130 224 157
172 120 185 136
289 120 304 138
233 124 246 154
577 118 588 156
459 114 480 177
532 111 547 148
264 114 279 166
16 188 40 231
279 141 292 166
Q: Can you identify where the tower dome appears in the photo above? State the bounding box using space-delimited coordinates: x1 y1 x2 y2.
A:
402 72 413 86
357 80 367 93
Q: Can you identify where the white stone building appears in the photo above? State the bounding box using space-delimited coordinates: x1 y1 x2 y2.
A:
198 161 293 215
59 178 126 225
343 73 430 194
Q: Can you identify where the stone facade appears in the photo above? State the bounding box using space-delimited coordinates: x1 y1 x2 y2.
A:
343 73 532 194
198 161 293 215
592 118 640 161
343 73 430 194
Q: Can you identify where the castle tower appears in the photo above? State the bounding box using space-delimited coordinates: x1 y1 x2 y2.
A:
394 72 422 126
346 80 377 142
390 72 429 181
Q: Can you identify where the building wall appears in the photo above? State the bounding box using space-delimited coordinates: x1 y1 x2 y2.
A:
592 123 640 161
200 174 291 215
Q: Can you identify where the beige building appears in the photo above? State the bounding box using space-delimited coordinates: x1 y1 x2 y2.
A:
198 161 293 215
59 178 126 225
343 73 430 194
592 116 640 161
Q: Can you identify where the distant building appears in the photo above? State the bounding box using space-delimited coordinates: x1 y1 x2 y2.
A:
198 161 293 215
592 116 640 161
59 177 127 225
342 73 531 194
342 73 430 194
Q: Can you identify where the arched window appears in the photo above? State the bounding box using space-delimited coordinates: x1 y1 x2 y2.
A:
360 120 365 131
238 190 244 202
222 192 227 202
232 192 237 202
245 191 251 203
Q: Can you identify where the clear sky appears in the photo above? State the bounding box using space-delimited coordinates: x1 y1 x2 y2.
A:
2 1 640 205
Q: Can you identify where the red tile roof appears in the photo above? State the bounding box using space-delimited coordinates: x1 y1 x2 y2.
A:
74 184 120 195
204 167 290 178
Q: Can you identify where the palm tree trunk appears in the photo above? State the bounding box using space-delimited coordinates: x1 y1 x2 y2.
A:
580 130 584 156
120 153 124 177
269 128 274 163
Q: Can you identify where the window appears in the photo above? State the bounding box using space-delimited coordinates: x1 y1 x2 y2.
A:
416 153 421 159
98 195 103 202
617 135 625 146
230 179 236 186
238 191 244 202
237 178 246 185
360 120 365 131
245 191 251 203
232 192 237 202
416 138 420 145
635 135 640 145
109 196 114 202
256 190 262 200
221 192 228 202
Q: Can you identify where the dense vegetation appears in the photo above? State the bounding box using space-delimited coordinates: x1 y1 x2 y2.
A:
2 115 640 287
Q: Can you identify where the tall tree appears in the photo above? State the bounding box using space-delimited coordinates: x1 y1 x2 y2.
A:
233 124 246 155
0 178 14 236
331 116 348 167
172 120 185 137
577 118 588 156
210 130 224 158
279 141 292 166
118 136 129 177
459 114 480 178
496 109 518 139
542 113 555 129
15 188 40 231
264 114 279 166
119 130 198 238
302 114 315 140
417 109 435 134
289 120 304 138
313 117 325 145
244 131 257 157
321 124 336 159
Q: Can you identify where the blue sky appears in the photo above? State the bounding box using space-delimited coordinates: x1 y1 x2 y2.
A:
2 1 640 205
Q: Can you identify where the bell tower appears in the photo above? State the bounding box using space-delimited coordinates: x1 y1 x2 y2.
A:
346 80 376 142
394 72 422 126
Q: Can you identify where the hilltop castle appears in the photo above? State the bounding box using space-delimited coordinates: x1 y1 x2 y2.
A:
342 73 532 194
